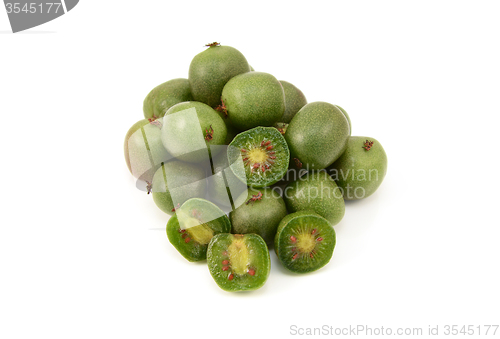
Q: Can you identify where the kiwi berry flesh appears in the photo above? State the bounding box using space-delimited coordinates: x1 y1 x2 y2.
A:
328 136 387 200
229 187 287 245
207 233 270 292
283 170 345 226
166 198 231 262
228 126 290 188
274 210 335 273
143 78 193 120
189 44 250 107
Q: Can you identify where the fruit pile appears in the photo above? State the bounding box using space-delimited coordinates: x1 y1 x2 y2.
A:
124 43 388 292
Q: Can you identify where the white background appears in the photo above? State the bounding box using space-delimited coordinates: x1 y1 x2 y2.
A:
1 1 499 338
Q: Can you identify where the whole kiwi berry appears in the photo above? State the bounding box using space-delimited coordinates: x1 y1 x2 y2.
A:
283 170 345 226
328 136 387 200
279 80 307 123
151 160 207 215
221 72 285 131
189 43 250 108
285 102 350 170
124 118 171 184
229 187 288 246
143 78 193 120
161 101 227 163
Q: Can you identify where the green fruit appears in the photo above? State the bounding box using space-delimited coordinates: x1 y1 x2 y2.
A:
283 170 345 226
285 102 350 170
166 198 231 262
206 152 248 209
207 233 270 292
228 126 290 188
273 122 288 135
124 118 170 184
161 101 227 163
229 187 287 245
328 136 387 200
152 160 207 215
274 210 335 273
280 80 307 123
143 78 194 120
221 72 285 131
334 105 352 135
189 45 250 107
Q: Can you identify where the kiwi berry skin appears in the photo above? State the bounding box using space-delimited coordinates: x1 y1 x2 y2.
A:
328 136 387 200
189 45 250 108
124 119 170 183
283 170 345 226
161 101 227 163
222 72 285 131
274 210 335 273
334 105 352 136
280 80 307 123
207 233 271 292
228 126 290 188
151 160 207 215
143 78 194 120
229 187 288 246
166 198 231 262
285 102 350 170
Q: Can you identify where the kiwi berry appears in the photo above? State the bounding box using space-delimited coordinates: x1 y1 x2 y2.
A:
124 118 171 185
285 102 350 170
274 210 335 273
229 187 287 245
280 80 307 123
206 151 248 210
143 78 193 120
151 160 207 215
161 101 227 163
166 198 231 262
283 170 345 226
334 105 352 135
189 43 250 107
221 72 285 131
207 233 270 292
328 136 387 200
228 126 290 188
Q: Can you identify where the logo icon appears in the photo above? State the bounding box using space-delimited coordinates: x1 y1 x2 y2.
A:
3 0 78 33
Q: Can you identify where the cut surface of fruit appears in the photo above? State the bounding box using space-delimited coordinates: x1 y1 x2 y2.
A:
207 234 270 292
274 211 335 273
228 127 289 188
166 198 231 262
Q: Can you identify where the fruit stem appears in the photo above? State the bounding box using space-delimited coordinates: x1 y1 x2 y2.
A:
205 42 221 48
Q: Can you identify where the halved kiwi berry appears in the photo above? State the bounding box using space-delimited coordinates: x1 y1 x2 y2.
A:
228 126 289 188
274 210 335 273
166 198 231 262
207 233 270 292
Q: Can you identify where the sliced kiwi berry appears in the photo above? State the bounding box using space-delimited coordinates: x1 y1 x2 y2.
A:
166 198 231 262
274 210 335 273
207 233 270 292
228 126 289 188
